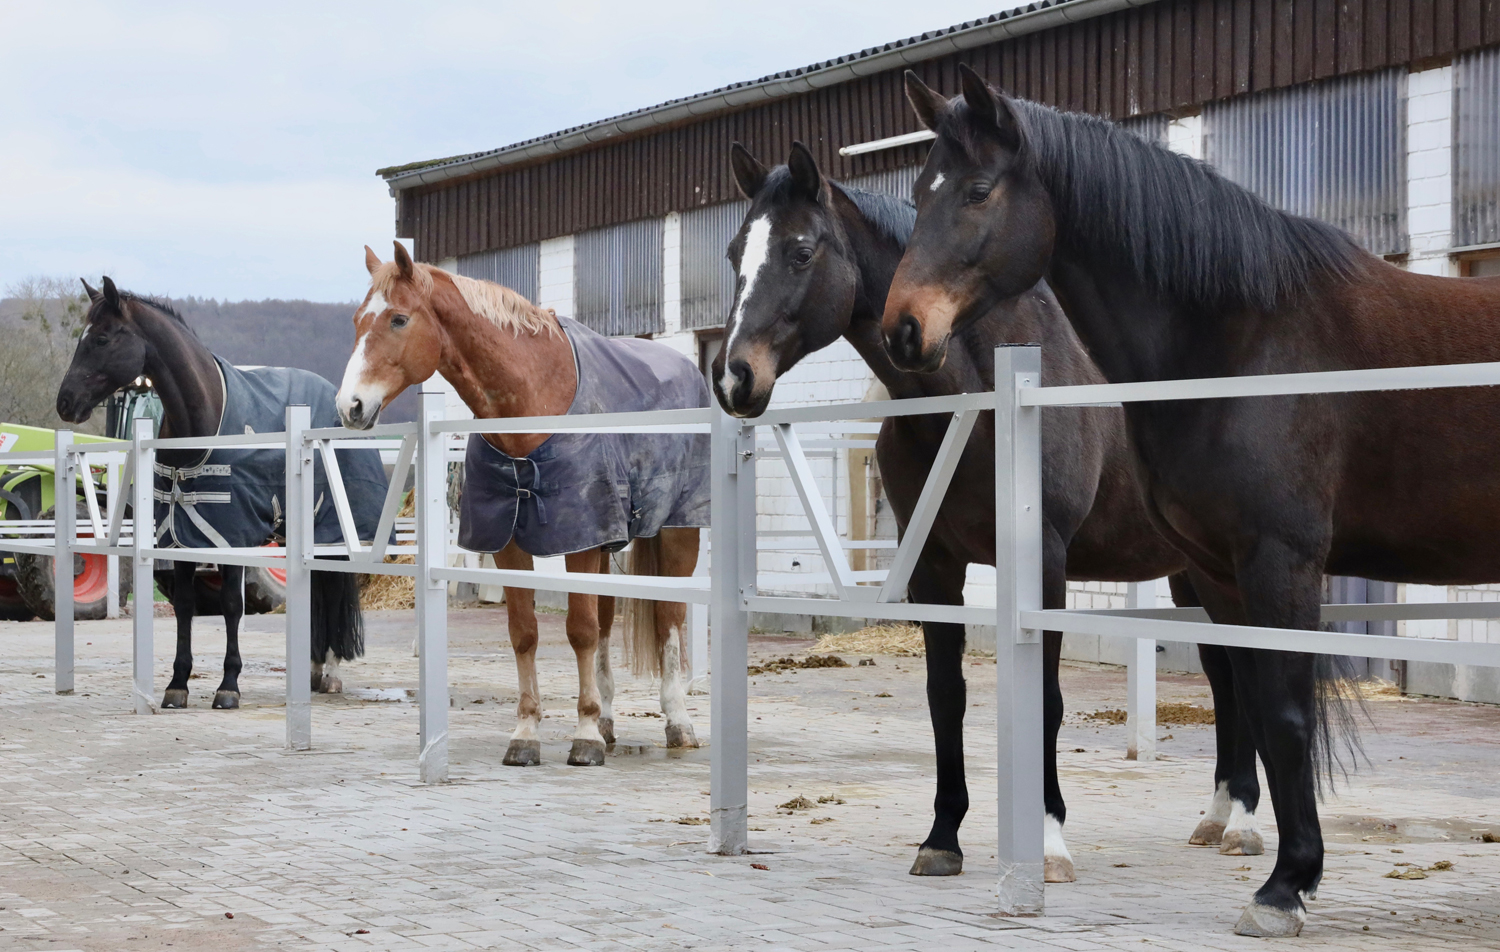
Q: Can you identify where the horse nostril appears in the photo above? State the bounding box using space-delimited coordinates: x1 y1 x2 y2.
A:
885 313 924 366
727 359 754 406
349 396 363 419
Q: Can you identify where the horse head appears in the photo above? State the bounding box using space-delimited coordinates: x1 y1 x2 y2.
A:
56 277 152 424
882 65 1056 373
711 142 860 418
337 242 442 430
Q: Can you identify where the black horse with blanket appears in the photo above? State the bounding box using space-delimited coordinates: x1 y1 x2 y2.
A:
56 277 387 709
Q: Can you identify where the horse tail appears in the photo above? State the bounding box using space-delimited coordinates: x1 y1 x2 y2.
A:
622 536 662 679
1311 650 1368 798
310 558 365 663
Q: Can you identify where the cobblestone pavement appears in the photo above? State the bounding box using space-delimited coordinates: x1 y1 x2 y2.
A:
3 607 1500 951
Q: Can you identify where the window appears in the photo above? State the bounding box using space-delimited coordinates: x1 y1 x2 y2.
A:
1456 47 1500 248
681 201 750 330
574 218 664 336
457 243 539 302
1206 69 1407 256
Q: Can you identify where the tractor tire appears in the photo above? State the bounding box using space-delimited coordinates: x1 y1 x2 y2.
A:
0 574 35 621
15 500 130 621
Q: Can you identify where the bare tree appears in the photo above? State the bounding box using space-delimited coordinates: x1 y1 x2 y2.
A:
0 276 103 434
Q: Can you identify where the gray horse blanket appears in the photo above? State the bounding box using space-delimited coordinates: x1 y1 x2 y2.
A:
153 358 389 549
458 317 710 557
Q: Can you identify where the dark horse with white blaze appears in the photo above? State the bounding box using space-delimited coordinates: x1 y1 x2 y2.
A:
56 277 372 709
713 142 1266 881
875 65 1500 936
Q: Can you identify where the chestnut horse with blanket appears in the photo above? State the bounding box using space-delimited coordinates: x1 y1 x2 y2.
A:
884 65 1500 936
336 244 705 766
713 143 1265 882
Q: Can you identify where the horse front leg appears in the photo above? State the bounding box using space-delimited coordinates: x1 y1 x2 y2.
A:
162 560 198 708
908 544 968 877
213 564 245 709
1040 525 1074 883
497 542 543 766
563 547 606 766
655 527 699 749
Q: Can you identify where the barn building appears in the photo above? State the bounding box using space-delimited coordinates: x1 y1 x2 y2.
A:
379 0 1500 696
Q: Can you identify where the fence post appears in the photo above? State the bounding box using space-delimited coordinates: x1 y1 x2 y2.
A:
106 458 121 620
994 345 1044 915
131 418 156 714
1126 581 1158 762
709 407 752 855
54 430 75 695
415 390 449 783
688 527 710 689
284 405 313 750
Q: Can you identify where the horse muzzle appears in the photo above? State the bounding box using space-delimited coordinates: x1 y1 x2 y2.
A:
884 314 950 374
338 395 380 431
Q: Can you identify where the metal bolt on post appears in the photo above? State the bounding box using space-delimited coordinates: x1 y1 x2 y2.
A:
54 430 75 695
416 390 450 783
131 417 156 714
994 345 1045 915
284 405 313 750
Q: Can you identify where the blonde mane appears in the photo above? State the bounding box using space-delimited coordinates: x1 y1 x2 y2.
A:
368 261 559 337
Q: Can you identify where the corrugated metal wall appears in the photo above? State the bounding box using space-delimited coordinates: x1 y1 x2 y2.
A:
1456 46 1500 247
574 218 664 337
456 242 540 302
680 200 749 330
845 166 924 202
400 0 1500 262
1119 112 1170 144
1205 68 1407 255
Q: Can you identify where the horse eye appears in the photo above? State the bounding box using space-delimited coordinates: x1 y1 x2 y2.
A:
967 184 992 205
792 248 814 267
390 314 409 329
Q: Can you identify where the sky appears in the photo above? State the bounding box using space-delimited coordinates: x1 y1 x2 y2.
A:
0 1 995 303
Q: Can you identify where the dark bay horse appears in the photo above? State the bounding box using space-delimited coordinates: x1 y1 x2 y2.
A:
336 244 702 766
713 142 1263 881
879 65 1500 936
55 277 367 709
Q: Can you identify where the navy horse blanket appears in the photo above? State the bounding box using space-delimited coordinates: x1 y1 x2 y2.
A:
153 357 389 550
458 317 710 557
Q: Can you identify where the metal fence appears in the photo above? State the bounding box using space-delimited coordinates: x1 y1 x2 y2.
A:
457 243 540 302
1205 68 1408 256
1456 46 1500 249
574 218 664 336
680 201 748 330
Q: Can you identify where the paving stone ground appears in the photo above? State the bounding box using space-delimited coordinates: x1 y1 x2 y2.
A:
2 606 1500 950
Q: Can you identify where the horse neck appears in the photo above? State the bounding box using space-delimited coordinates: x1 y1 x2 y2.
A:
136 305 223 441
831 193 942 400
426 276 577 456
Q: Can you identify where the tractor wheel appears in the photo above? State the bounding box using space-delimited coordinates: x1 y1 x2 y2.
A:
0 574 35 621
15 500 131 621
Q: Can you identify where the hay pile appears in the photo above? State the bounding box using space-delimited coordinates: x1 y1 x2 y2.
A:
1082 702 1216 726
359 492 416 610
810 624 925 658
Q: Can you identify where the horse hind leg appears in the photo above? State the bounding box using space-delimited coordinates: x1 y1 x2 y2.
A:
563 547 608 766
597 593 617 745
651 529 699 748
162 560 198 709
213 564 245 709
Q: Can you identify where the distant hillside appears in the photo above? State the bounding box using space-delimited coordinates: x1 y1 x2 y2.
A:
162 297 417 423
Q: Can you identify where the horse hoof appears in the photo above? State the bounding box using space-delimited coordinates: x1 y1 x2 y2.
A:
212 690 240 710
1234 900 1304 937
1189 818 1225 846
909 847 963 876
317 675 343 694
599 717 616 745
1045 855 1076 883
503 740 541 767
665 723 699 748
161 689 189 709
1220 829 1264 856
567 739 606 766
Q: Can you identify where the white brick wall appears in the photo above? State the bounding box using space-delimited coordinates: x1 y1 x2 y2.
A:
1406 65 1457 276
538 235 574 318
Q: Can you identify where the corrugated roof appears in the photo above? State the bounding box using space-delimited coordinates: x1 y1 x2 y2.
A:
375 0 1082 183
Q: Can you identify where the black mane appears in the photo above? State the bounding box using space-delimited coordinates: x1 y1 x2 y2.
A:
951 99 1367 312
91 288 196 334
831 181 916 248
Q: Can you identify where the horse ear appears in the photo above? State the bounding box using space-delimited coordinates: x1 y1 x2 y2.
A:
904 70 948 132
101 276 120 309
787 141 824 201
364 245 382 275
730 142 769 199
392 241 415 280
80 278 102 304
958 63 1021 149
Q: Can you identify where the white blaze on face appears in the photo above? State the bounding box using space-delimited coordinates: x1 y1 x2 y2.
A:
720 214 773 399
929 171 946 192
336 290 391 423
